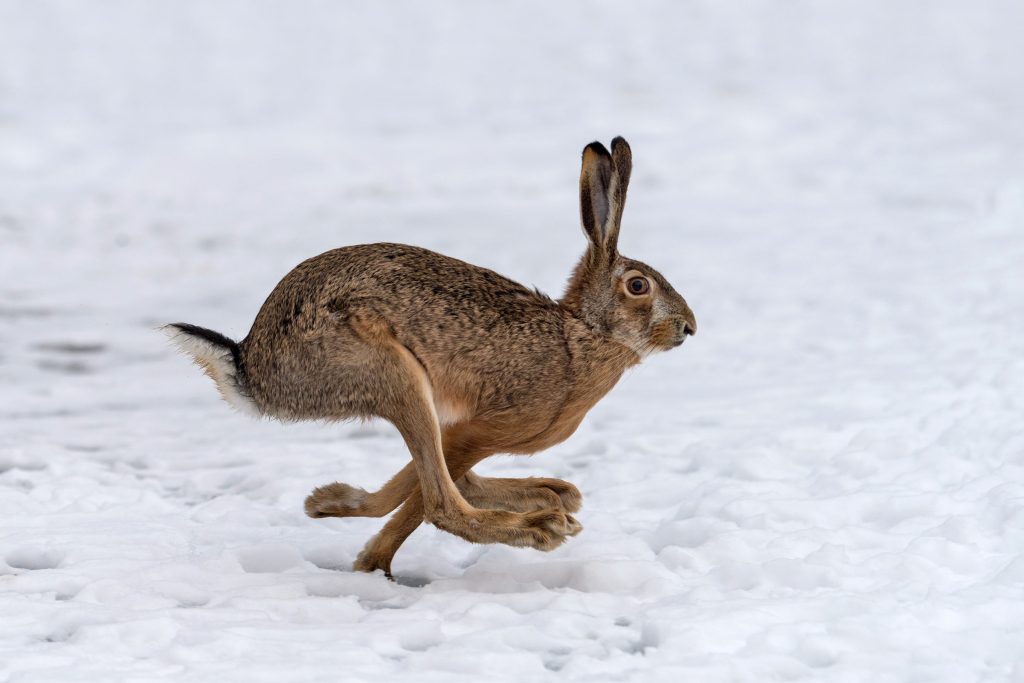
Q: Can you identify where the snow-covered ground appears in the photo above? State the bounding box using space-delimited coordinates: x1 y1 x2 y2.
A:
2 1 1023 680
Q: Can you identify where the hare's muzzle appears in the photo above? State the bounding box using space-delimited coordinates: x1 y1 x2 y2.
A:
670 317 696 347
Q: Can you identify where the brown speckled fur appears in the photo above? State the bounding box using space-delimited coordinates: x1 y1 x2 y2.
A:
167 137 696 578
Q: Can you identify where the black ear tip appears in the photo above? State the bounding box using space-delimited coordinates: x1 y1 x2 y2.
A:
583 141 611 159
611 136 631 152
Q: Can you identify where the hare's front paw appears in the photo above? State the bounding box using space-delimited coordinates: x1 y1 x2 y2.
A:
304 482 368 518
353 546 394 578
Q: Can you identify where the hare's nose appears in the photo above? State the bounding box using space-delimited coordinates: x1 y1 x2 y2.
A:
681 321 695 337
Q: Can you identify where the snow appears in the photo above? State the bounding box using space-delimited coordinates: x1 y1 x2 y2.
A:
2 0 1023 680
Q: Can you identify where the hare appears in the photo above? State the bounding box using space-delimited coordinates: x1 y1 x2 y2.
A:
165 137 696 577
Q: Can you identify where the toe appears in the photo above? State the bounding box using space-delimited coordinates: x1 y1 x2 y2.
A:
304 494 328 518
353 551 393 577
521 509 577 550
541 481 582 513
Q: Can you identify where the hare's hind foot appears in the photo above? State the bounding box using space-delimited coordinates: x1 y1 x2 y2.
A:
458 473 582 514
351 486 583 579
430 505 582 551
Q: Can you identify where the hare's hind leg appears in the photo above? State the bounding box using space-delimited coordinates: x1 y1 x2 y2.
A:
353 323 577 554
353 458 583 577
458 472 582 514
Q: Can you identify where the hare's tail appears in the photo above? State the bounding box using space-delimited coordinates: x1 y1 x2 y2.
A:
163 322 259 416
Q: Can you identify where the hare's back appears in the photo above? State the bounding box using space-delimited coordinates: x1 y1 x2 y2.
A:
247 242 569 360
243 244 570 414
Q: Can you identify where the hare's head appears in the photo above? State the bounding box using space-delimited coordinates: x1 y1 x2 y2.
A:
562 137 696 358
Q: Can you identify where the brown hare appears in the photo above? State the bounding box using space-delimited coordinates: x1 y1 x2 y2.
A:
165 137 696 577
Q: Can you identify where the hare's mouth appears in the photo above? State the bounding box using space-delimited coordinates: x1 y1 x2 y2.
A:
652 317 695 350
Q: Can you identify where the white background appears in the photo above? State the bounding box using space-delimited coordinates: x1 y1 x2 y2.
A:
1 1 1023 680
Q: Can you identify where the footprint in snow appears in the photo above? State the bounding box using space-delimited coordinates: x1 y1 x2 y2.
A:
5 547 64 571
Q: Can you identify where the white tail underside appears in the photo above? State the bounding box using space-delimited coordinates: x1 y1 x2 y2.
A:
163 326 260 417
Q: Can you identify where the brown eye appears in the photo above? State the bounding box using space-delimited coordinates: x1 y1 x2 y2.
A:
626 276 650 296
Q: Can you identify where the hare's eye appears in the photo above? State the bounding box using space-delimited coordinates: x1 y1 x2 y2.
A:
627 276 650 296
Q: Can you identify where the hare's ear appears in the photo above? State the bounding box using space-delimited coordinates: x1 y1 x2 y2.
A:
579 141 615 256
579 137 632 258
609 136 632 239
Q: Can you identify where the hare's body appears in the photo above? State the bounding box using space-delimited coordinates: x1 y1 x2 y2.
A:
166 137 696 577
242 243 633 447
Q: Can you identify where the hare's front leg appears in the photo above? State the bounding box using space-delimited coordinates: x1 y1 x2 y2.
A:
371 336 577 553
305 462 417 519
458 472 582 514
353 469 581 578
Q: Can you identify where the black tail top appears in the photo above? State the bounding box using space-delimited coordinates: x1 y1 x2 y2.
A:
167 322 242 370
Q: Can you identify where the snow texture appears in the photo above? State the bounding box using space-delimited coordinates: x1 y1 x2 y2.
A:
2 1 1023 681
